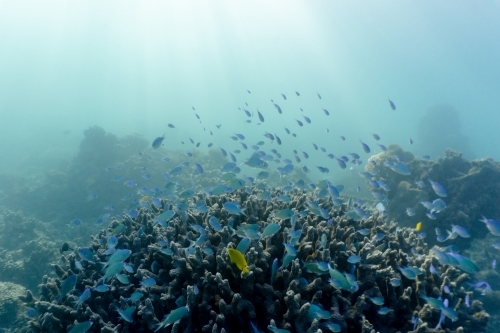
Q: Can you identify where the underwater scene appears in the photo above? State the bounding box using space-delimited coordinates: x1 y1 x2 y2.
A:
1 1 500 333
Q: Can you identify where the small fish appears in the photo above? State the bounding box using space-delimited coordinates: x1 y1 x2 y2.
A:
209 216 222 231
429 179 447 197
261 223 281 238
407 208 415 216
388 99 396 110
58 275 77 302
258 110 264 122
60 242 74 253
152 134 165 149
378 307 390 315
77 248 94 262
155 307 189 331
274 104 282 114
25 307 38 319
94 284 109 292
369 296 384 305
389 278 401 287
347 255 361 264
227 248 249 273
223 202 246 216
357 228 370 236
480 215 500 236
416 222 422 231
74 288 91 308
360 141 370 153
124 180 137 187
140 277 156 288
68 321 92 333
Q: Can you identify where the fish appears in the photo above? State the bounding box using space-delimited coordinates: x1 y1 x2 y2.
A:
416 222 422 231
336 158 347 169
429 179 447 197
257 110 265 122
68 321 92 333
152 134 165 149
209 216 222 231
479 215 500 236
398 266 417 280
78 248 94 262
295 119 303 126
385 161 410 175
388 99 396 110
155 306 189 331
58 275 77 302
283 243 297 256
223 202 246 216
227 248 249 273
360 140 370 153
74 288 91 308
274 104 282 114
275 135 282 145
419 295 444 309
140 277 156 288
347 255 361 264
261 223 281 238
369 296 384 306
274 208 294 220
114 305 136 323
407 208 415 216
389 278 401 287
60 242 74 253
451 224 470 238
377 307 390 315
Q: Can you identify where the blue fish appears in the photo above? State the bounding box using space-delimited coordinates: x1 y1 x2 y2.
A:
152 134 165 149
336 158 346 169
124 180 137 187
480 215 500 236
388 99 396 110
429 179 447 197
274 104 282 114
140 277 156 288
223 202 246 216
257 110 264 122
360 140 370 153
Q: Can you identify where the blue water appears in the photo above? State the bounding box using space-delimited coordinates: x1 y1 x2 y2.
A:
1 1 500 173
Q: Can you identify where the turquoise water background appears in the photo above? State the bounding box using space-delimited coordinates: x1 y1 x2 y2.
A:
1 1 499 174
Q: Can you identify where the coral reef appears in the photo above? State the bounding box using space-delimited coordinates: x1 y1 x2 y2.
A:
367 146 500 249
19 186 489 332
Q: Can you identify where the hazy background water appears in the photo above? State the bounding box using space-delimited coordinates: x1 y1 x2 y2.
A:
1 0 499 173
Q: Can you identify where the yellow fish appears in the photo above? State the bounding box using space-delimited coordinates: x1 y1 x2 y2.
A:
139 196 150 202
416 222 422 231
227 248 249 273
